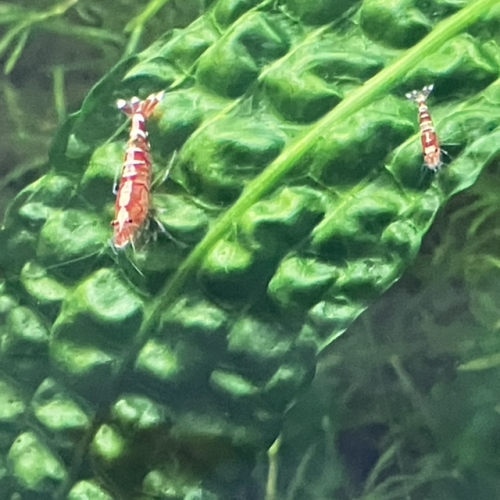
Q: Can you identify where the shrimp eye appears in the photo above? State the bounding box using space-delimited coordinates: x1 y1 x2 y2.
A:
111 220 118 227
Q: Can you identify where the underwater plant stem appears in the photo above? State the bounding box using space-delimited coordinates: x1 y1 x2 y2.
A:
364 442 400 494
42 19 125 46
53 65 67 123
23 0 80 26
123 0 176 55
125 0 175 33
285 443 318 500
390 355 438 431
266 435 281 500
124 25 143 56
142 0 499 332
52 0 80 16
3 28 29 74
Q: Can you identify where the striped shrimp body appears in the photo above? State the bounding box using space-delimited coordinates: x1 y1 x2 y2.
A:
112 91 164 250
406 84 442 171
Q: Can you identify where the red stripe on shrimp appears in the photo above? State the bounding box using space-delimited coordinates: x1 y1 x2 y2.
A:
406 84 442 171
112 91 164 250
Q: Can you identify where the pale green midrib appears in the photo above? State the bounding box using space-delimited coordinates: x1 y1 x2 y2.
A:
143 0 499 330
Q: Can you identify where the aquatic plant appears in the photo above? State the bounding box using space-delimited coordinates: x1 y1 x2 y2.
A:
1 0 500 498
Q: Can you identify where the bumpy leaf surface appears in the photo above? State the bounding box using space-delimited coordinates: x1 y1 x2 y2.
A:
1 0 500 498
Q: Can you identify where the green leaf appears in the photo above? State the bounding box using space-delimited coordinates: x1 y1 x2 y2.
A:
1 0 500 498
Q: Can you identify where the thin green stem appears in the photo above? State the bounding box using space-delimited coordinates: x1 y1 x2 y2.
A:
27 0 80 24
0 22 29 59
124 25 144 56
43 19 125 45
123 0 176 55
266 435 281 500
52 65 67 123
125 0 175 32
4 28 29 74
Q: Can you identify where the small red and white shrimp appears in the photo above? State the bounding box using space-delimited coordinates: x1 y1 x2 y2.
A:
112 91 164 250
406 84 442 171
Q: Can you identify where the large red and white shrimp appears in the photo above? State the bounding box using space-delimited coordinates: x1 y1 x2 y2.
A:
406 84 442 171
112 91 164 250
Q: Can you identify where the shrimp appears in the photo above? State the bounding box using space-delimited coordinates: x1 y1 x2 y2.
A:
406 84 442 171
112 91 164 250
